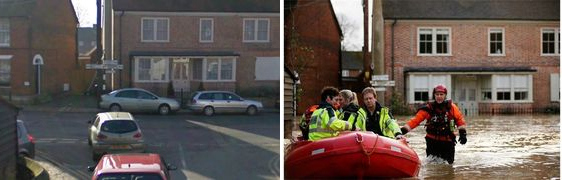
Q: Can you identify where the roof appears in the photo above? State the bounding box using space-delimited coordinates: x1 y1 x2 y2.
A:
78 27 97 55
129 51 240 57
97 112 134 121
113 0 279 13
95 153 164 175
404 66 537 73
341 51 364 70
383 0 560 21
0 0 36 17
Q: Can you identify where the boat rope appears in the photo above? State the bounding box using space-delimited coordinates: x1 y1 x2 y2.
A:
356 133 377 166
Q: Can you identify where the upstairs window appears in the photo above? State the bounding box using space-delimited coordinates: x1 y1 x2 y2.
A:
541 28 559 55
200 18 213 42
418 27 450 55
489 28 505 56
141 18 169 42
243 18 269 42
0 19 9 47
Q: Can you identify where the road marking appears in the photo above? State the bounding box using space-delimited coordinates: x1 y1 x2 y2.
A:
186 120 279 155
178 143 187 169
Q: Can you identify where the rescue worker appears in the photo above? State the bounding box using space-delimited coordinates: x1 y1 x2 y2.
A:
308 87 354 141
338 90 366 131
298 104 319 140
360 87 403 139
400 84 467 164
333 95 344 113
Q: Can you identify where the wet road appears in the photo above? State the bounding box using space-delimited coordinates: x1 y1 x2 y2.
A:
397 114 560 179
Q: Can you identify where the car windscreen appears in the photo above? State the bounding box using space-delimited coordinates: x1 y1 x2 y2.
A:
98 173 163 180
100 120 138 133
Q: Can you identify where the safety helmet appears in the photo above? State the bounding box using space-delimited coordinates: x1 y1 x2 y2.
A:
433 84 447 94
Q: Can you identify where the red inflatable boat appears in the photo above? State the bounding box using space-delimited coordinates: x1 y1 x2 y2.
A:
285 131 420 179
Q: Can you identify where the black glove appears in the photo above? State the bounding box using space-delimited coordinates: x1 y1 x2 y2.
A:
458 129 467 145
400 126 409 135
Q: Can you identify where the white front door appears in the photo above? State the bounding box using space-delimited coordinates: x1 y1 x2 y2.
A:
454 76 478 116
172 58 190 92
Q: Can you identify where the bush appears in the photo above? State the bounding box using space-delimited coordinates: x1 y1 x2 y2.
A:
389 92 413 115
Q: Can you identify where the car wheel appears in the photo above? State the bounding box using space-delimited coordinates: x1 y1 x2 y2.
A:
203 106 214 116
109 104 121 112
159 104 171 115
247 106 258 115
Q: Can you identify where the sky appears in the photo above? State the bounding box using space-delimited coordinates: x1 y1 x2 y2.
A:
72 0 97 27
71 0 368 50
331 0 371 51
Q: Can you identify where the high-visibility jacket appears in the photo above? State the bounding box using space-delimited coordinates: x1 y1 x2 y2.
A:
308 103 352 141
338 104 366 131
361 107 401 138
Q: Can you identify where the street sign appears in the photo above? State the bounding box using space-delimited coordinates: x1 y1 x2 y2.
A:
104 60 118 65
105 69 115 74
86 64 123 70
371 80 395 86
86 64 104 69
373 87 386 91
372 75 389 81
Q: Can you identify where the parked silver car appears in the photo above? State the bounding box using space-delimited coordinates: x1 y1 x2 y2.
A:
88 112 145 161
188 91 263 116
17 120 35 158
99 88 180 115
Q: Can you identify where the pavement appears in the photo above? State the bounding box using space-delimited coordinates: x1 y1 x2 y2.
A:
34 151 85 180
19 94 280 114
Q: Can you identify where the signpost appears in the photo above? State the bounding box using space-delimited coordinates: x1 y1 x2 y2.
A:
86 60 122 90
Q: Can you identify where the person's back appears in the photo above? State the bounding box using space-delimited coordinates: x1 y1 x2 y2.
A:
308 87 353 141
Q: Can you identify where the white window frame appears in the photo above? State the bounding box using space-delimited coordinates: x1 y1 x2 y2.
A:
0 19 9 47
550 74 559 102
408 74 451 103
541 28 559 56
199 18 214 43
141 17 170 42
134 57 170 83
417 27 452 56
488 28 505 56
0 55 13 86
243 18 270 43
342 70 350 77
491 74 533 103
192 57 237 82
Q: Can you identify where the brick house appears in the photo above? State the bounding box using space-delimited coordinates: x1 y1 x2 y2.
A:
285 0 342 114
0 0 78 103
341 51 371 95
379 0 560 114
109 0 279 105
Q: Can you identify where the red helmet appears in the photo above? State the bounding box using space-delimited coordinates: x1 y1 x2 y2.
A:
433 84 447 94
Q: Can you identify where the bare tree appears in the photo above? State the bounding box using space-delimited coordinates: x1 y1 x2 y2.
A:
72 0 92 27
337 14 358 51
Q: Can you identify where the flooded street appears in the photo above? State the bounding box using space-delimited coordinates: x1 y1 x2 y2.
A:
397 114 560 179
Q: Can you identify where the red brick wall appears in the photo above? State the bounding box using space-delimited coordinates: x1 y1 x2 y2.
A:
114 13 280 96
285 1 342 114
384 20 560 111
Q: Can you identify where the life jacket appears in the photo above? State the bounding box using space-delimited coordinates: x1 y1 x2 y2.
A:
419 100 455 136
299 105 319 140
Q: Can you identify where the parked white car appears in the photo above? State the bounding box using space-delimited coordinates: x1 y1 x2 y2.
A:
99 88 180 115
188 91 263 116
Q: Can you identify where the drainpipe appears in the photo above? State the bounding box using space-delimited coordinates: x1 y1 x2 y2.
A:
391 19 396 91
119 11 124 88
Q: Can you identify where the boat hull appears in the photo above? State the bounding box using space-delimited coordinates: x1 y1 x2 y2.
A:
285 131 420 178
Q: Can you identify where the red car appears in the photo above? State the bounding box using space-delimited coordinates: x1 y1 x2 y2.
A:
88 153 177 180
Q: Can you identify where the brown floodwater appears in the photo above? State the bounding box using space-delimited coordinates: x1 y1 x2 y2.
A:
396 114 560 179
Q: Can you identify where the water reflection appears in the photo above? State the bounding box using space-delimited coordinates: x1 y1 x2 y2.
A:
397 115 560 179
